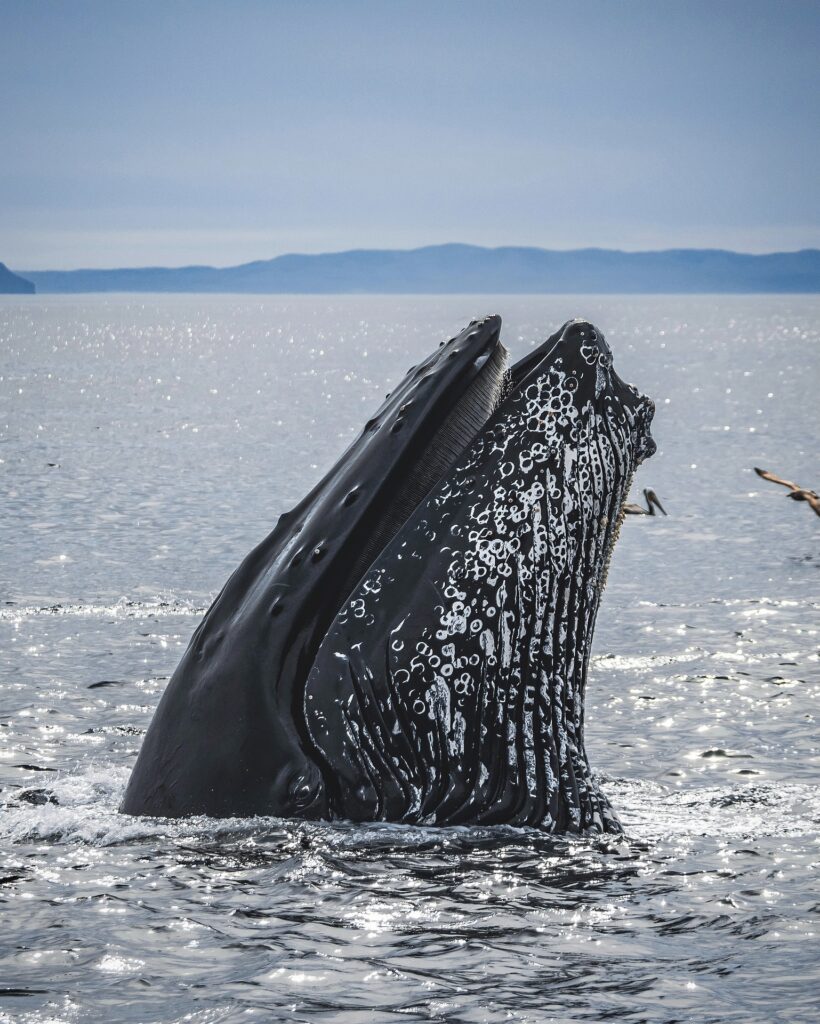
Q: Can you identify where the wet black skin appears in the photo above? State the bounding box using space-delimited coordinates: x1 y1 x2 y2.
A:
122 317 656 829
121 317 505 818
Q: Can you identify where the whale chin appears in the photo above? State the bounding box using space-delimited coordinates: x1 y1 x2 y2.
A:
121 317 656 830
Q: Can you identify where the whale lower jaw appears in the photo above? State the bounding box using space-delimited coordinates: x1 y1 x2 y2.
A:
303 320 653 833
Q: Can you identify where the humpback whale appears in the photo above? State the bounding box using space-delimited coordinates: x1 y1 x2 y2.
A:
122 317 656 831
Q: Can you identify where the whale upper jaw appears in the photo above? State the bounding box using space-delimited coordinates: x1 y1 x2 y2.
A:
120 316 510 820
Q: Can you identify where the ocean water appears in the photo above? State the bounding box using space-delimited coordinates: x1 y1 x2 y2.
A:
1 294 818 1024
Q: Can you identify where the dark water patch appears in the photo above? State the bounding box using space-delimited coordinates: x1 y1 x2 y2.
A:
15 788 58 806
699 749 753 759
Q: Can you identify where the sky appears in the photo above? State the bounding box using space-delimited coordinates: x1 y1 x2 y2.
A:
2 0 819 269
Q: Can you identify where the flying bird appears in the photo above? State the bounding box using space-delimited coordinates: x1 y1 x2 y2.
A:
754 467 820 517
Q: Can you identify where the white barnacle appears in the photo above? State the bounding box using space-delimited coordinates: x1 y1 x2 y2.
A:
480 629 496 657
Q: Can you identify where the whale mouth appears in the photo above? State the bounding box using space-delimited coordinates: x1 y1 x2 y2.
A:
342 318 655 611
338 324 511 614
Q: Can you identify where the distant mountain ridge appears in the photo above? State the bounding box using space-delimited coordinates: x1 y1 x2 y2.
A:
18 244 820 294
0 262 35 294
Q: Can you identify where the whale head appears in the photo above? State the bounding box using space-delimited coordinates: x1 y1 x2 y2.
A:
122 316 656 831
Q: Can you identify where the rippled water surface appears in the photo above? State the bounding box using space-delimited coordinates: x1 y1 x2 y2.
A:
1 295 818 1023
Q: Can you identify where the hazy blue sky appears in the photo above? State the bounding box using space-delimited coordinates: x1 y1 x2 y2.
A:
3 0 819 268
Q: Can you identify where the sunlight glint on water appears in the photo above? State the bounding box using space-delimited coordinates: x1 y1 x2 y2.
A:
1 294 818 1023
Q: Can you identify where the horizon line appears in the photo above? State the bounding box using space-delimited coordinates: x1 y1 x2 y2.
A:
16 241 820 275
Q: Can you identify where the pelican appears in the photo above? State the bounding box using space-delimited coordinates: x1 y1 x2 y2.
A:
754 467 820 518
623 488 667 516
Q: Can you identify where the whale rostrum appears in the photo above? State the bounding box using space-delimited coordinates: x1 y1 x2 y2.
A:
121 317 656 831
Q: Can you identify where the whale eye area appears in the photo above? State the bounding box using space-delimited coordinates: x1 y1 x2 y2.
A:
343 489 360 507
311 546 326 562
269 598 284 617
287 765 323 809
391 418 405 433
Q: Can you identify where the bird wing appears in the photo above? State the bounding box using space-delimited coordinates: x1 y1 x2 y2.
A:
754 467 799 491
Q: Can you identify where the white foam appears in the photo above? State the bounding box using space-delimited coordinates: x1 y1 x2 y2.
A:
0 596 207 624
4 761 817 851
